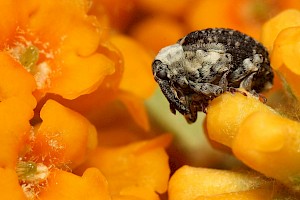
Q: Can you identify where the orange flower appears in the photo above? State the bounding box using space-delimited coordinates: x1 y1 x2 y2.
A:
203 9 300 190
75 134 172 199
261 10 300 101
224 11 300 190
41 33 155 133
205 90 300 191
0 0 170 199
27 100 98 169
0 0 116 100
16 100 98 198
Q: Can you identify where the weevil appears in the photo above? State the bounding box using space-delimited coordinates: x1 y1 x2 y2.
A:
152 28 273 123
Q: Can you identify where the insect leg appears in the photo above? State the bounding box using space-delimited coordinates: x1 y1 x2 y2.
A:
241 73 268 103
218 70 230 91
240 72 256 90
156 79 190 115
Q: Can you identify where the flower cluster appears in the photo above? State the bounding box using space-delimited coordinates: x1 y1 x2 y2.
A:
204 9 300 198
0 0 161 199
2 0 300 199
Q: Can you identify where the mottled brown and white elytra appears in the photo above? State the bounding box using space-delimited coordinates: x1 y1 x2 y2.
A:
152 28 274 123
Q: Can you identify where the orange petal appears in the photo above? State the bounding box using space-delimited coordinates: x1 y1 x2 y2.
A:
76 134 171 195
0 0 29 46
118 91 150 131
168 166 273 200
39 168 110 200
271 26 300 99
1 0 116 100
0 52 36 168
0 168 26 199
271 26 300 74
205 91 274 147
0 52 36 107
31 100 97 168
233 111 300 190
0 98 34 168
261 9 300 51
48 52 115 99
37 41 124 122
110 34 156 99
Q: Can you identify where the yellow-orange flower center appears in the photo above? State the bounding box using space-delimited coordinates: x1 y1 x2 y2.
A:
4 29 56 90
17 160 49 199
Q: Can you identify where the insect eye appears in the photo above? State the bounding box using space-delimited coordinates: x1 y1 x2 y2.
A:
152 59 162 66
156 69 168 80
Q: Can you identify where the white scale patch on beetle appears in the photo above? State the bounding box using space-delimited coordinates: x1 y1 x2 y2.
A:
155 44 184 67
152 28 274 123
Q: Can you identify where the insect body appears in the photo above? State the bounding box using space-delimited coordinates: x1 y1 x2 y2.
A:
152 28 273 123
